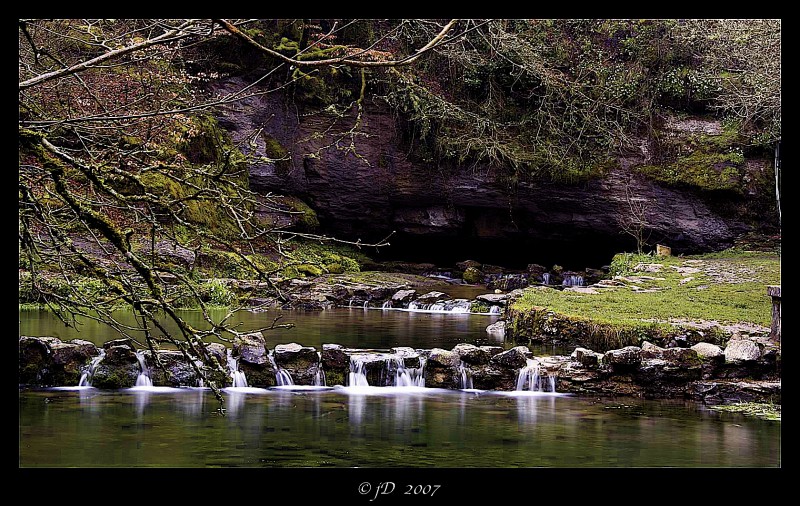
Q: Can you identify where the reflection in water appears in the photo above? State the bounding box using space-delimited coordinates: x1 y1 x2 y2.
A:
19 388 780 468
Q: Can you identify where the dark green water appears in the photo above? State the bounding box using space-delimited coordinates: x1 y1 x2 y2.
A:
19 387 780 467
18 306 507 351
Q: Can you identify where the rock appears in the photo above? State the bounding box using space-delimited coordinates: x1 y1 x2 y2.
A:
571 347 601 368
662 347 701 367
672 266 701 274
390 347 421 368
641 341 665 359
49 339 98 385
656 244 672 256
452 343 492 365
490 346 530 370
143 350 199 387
274 343 320 385
480 346 504 357
476 293 507 305
92 343 139 389
584 268 606 284
724 339 762 363
691 342 724 360
527 263 547 277
463 267 485 284
486 273 529 291
456 260 482 271
425 348 461 388
414 291 448 303
391 289 417 304
482 264 505 274
603 346 642 369
322 344 348 386
102 338 134 350
233 332 268 365
19 336 54 385
154 240 196 267
596 279 625 287
485 321 506 336
633 263 663 273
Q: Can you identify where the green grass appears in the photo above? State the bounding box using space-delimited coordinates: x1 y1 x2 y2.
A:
512 249 780 329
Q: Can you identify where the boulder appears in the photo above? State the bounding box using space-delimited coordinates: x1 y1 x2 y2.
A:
479 345 504 357
154 240 196 267
143 350 199 387
91 343 139 388
391 289 417 304
49 339 98 385
233 332 268 365
490 346 530 370
19 336 53 385
485 321 506 336
641 341 665 359
452 343 492 365
603 346 642 370
274 343 319 385
690 342 724 361
390 347 421 368
724 340 761 363
463 267 485 284
476 293 507 305
425 348 461 388
456 260 482 271
322 344 348 386
414 291 447 304
571 347 601 368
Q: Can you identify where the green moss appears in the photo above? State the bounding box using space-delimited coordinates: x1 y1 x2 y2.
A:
283 196 319 231
463 267 484 284
509 249 780 349
470 301 491 313
709 402 781 421
637 151 744 192
262 134 291 172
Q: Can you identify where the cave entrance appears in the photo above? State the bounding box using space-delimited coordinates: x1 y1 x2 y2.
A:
372 231 637 271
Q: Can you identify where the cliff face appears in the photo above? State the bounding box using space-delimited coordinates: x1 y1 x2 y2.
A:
212 77 771 267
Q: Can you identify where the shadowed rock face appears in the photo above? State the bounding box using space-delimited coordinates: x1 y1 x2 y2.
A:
210 79 762 267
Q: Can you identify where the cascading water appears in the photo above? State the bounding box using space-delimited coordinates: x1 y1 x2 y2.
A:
227 349 248 388
348 355 370 386
457 361 473 389
516 359 557 392
407 299 471 313
134 351 153 387
382 301 392 310
489 305 501 315
77 349 106 386
542 273 551 285
390 357 425 387
363 300 370 310
268 352 294 386
313 352 326 386
562 275 585 287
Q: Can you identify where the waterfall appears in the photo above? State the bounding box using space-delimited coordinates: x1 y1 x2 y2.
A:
77 349 106 386
363 300 370 310
382 301 392 310
457 361 473 389
516 359 557 392
134 351 153 387
348 355 370 386
542 273 551 285
489 305 501 314
391 356 425 387
267 352 294 386
227 349 248 388
348 298 355 308
562 275 585 287
406 299 472 313
313 352 326 386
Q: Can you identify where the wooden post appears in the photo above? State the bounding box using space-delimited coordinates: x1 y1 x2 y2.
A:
768 285 781 343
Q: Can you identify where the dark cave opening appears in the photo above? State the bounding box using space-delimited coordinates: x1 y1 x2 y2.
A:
371 231 638 271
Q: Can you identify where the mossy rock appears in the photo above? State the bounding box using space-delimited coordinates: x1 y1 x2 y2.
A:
463 267 485 284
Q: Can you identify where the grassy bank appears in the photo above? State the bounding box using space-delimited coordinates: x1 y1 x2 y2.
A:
508 249 780 349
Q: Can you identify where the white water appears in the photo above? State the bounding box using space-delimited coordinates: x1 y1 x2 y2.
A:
382 301 392 310
267 352 295 386
313 352 326 386
562 275 585 287
457 361 473 390
542 273 551 285
226 349 248 388
390 356 426 387
348 355 370 386
407 299 472 314
134 351 153 387
489 305 501 314
516 359 557 392
77 349 106 387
